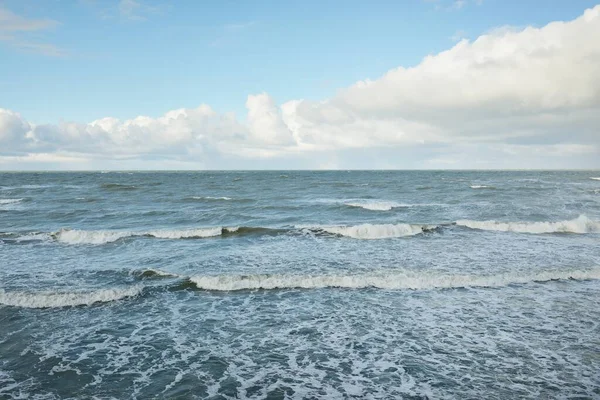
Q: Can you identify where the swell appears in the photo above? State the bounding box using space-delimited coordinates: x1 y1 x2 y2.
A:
100 183 137 191
186 267 600 291
47 226 281 244
344 201 408 211
306 223 439 239
470 185 496 189
0 286 143 309
3 266 598 307
456 215 600 234
185 196 232 201
5 215 598 245
0 199 24 205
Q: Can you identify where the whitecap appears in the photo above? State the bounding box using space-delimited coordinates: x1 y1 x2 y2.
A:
192 196 232 201
189 267 600 291
0 199 23 205
0 286 142 308
52 227 227 244
315 223 434 239
456 215 600 234
344 200 407 211
148 227 223 239
54 229 134 245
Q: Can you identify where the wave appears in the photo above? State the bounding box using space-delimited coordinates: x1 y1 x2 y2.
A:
470 185 495 189
0 286 142 308
456 215 600 234
0 199 23 205
50 226 272 245
188 267 600 291
188 196 232 201
100 183 137 191
344 201 407 211
53 229 134 245
310 223 437 239
135 269 180 279
591 177 600 181
147 227 224 239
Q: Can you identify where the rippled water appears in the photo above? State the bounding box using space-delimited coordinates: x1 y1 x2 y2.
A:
1 171 599 399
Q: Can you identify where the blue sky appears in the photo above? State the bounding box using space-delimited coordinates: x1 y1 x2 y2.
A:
1 0 599 169
1 0 596 123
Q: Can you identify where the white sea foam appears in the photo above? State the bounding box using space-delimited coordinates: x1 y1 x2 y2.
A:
0 286 142 308
53 227 228 244
54 229 134 245
189 267 600 291
191 196 232 200
16 232 52 242
316 223 433 239
0 199 23 205
148 227 223 239
590 177 600 181
344 200 407 211
470 185 494 189
456 215 600 234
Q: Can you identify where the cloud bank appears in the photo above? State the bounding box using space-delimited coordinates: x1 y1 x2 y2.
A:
1 5 599 169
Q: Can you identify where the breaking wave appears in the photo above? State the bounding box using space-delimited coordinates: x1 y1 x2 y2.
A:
188 267 600 291
53 229 133 244
147 228 224 239
52 227 236 244
8 216 600 246
49 226 274 245
0 199 23 205
194 196 232 200
135 269 180 279
3 266 598 307
344 201 407 211
456 215 600 234
312 223 437 239
470 185 495 189
0 286 143 308
590 177 600 181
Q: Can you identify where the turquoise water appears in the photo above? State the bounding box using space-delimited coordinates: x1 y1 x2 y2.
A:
1 171 599 399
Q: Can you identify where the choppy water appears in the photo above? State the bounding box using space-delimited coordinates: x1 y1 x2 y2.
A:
1 171 599 399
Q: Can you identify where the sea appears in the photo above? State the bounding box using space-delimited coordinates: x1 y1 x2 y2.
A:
0 170 599 399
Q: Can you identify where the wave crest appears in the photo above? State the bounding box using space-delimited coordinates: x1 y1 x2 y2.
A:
189 268 600 291
344 201 406 211
53 229 133 244
0 286 142 308
456 215 600 234
148 228 223 239
100 183 137 191
0 199 23 205
314 223 435 239
51 227 253 244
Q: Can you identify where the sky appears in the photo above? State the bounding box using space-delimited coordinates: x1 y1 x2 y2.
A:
1 0 599 170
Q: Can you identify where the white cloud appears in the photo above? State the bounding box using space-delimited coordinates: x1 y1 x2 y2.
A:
0 7 57 32
0 6 64 56
246 93 295 146
1 5 600 169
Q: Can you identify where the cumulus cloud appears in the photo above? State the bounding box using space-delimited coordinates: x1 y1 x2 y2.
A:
1 5 599 169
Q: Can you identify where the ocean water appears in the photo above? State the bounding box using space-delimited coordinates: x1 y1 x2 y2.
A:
1 170 599 399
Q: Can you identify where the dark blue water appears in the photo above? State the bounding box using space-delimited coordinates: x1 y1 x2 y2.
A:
1 171 599 399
